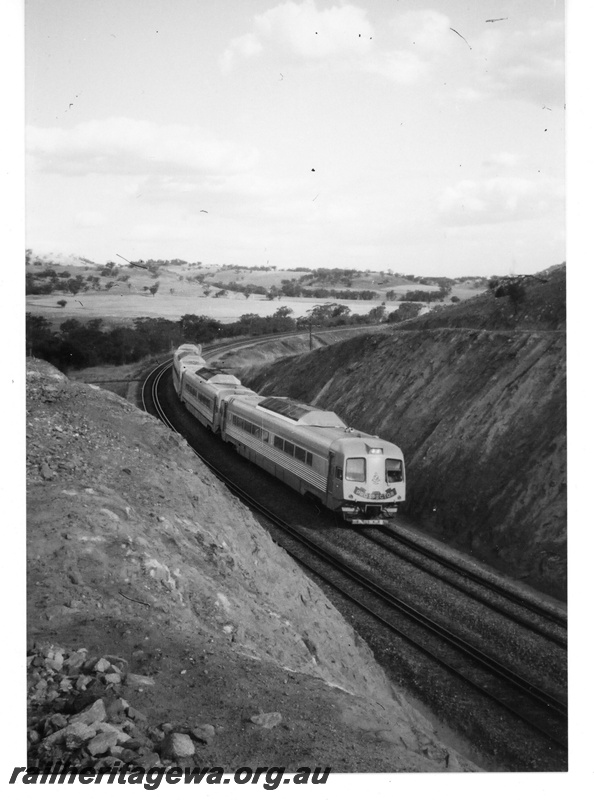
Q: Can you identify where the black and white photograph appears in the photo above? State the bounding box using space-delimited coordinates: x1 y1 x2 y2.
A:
8 0 586 794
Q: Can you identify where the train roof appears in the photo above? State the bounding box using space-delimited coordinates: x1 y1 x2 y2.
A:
257 397 345 427
175 343 202 355
193 367 241 385
227 394 402 454
329 436 404 458
178 356 206 367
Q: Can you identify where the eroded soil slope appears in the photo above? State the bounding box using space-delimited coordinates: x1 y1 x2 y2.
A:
239 326 566 598
26 358 474 772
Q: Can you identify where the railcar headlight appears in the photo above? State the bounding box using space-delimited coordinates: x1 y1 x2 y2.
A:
368 447 383 454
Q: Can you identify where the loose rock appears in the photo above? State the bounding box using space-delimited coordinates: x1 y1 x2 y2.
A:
160 732 195 760
250 712 282 730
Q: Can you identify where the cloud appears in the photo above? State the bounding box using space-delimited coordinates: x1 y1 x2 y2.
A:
393 10 452 54
26 118 258 178
221 0 373 70
219 2 564 104
220 33 262 72
482 152 522 169
74 211 105 228
438 175 564 226
466 20 564 106
363 50 428 85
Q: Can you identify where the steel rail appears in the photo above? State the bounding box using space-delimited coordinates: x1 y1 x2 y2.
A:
385 524 567 628
145 362 567 749
357 527 567 646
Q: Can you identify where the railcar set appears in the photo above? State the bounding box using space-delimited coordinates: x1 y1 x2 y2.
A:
172 343 406 524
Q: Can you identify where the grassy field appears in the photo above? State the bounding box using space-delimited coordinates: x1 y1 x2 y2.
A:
26 256 488 324
26 290 397 324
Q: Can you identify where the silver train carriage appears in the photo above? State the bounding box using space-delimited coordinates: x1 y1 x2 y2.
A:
172 343 207 395
219 393 405 524
177 364 257 433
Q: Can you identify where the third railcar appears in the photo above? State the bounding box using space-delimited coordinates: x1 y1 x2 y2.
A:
172 343 206 396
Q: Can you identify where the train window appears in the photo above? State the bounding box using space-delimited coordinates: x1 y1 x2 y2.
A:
386 459 403 483
335 467 343 480
284 441 295 457
306 452 313 466
295 446 305 462
262 430 269 443
345 458 366 481
274 436 284 450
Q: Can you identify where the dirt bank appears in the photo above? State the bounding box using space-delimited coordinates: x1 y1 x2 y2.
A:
26 358 476 773
238 325 566 599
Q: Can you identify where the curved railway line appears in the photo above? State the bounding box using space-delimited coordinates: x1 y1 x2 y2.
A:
141 346 567 763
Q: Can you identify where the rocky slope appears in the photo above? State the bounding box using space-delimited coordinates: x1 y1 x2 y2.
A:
237 274 566 598
25 358 475 773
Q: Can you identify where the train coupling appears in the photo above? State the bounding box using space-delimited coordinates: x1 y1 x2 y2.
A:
341 504 398 525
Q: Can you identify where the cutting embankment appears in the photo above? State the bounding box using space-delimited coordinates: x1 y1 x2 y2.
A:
238 271 567 598
26 358 475 773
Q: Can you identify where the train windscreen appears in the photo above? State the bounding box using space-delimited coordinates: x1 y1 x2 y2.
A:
386 459 403 483
345 458 366 481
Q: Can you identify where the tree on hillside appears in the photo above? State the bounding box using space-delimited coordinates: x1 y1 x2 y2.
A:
149 282 160 297
273 306 294 318
505 281 526 310
368 305 386 323
305 303 350 327
491 278 528 311
179 314 220 342
67 277 84 295
386 302 423 324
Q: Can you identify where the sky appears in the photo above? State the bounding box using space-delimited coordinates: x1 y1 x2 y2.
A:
25 0 565 276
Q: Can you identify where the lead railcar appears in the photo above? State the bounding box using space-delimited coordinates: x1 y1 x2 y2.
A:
220 394 405 524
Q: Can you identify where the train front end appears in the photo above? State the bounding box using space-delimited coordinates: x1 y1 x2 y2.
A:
330 438 405 525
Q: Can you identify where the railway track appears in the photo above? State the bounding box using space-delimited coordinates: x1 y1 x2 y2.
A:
358 525 567 647
141 351 567 758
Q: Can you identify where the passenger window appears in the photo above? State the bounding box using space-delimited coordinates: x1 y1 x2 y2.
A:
262 431 269 443
295 447 306 462
274 436 284 449
306 453 313 466
345 458 366 481
335 467 343 480
284 442 295 457
386 459 403 483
